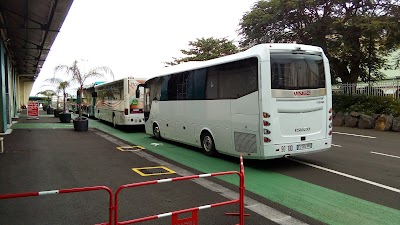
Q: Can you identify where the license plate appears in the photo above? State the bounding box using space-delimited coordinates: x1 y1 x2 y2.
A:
297 143 312 150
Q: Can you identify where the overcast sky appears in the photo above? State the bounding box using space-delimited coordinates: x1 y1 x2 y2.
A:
32 0 258 95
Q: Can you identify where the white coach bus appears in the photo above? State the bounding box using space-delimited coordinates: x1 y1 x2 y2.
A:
81 81 104 118
95 77 146 127
137 43 332 159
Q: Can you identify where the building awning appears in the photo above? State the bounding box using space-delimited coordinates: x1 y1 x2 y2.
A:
0 0 74 80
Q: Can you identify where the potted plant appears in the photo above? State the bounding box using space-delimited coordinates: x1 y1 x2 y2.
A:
45 78 72 122
36 90 56 114
54 60 114 131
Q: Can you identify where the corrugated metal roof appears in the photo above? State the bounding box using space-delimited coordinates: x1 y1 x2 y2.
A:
0 0 74 80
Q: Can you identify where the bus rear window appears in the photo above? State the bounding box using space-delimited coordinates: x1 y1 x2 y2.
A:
271 54 325 90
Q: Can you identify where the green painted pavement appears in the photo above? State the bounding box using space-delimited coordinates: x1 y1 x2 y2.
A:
12 118 400 225
12 122 73 129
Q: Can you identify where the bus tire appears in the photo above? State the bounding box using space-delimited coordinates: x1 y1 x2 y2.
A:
153 123 162 140
112 113 117 128
201 132 216 156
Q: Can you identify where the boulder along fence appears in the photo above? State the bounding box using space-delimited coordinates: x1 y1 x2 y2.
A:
333 111 400 132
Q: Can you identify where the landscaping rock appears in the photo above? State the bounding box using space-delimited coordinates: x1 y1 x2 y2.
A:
333 113 345 127
392 117 400 132
345 115 358 127
350 111 360 117
358 114 375 129
374 114 393 131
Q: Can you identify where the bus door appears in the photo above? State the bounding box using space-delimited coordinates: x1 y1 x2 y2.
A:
137 84 150 121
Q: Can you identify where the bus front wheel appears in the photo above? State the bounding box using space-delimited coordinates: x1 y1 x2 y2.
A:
153 124 162 140
112 114 117 128
201 132 216 156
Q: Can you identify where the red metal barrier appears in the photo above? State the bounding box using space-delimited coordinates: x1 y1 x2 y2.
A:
0 186 114 224
114 155 246 225
0 155 246 225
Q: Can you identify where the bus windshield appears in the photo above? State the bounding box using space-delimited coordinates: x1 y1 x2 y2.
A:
271 53 325 90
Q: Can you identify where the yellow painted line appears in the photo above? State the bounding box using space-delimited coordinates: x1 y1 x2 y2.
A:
132 166 176 176
117 145 145 152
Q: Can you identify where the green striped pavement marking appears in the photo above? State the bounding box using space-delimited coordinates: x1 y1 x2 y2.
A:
12 122 73 129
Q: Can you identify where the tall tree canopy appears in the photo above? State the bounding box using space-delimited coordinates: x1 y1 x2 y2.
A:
239 0 400 83
165 37 239 66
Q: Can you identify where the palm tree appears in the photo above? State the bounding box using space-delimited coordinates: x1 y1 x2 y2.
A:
44 78 71 113
36 90 56 109
54 60 114 119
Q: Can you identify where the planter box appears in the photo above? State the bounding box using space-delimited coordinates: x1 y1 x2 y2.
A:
47 107 54 114
59 113 71 123
54 109 62 117
73 117 88 131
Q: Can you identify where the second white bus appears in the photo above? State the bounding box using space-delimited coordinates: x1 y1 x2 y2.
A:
137 43 332 159
95 77 146 127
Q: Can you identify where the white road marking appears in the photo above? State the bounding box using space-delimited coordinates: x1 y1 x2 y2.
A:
371 151 400 159
150 143 164 146
287 157 400 194
333 132 376 139
332 144 342 147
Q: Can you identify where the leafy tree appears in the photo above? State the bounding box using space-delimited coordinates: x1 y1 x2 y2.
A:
165 37 239 66
239 0 400 84
54 60 114 118
393 52 400 69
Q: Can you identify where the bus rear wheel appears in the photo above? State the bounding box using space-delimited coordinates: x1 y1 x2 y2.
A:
153 124 162 140
201 132 216 156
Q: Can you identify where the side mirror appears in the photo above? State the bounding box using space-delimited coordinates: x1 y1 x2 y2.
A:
92 92 97 97
135 88 140 98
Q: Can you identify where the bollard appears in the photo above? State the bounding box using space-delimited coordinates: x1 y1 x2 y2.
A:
0 137 3 153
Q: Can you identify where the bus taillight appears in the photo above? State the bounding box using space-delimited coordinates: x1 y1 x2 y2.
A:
264 137 271 143
328 108 332 135
263 121 270 126
263 112 270 118
264 129 271 134
124 108 128 115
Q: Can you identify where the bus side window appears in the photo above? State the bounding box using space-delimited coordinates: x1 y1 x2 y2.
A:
206 66 219 99
148 78 163 102
160 76 169 101
187 69 206 100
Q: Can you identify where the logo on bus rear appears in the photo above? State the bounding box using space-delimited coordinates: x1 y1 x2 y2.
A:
293 90 311 96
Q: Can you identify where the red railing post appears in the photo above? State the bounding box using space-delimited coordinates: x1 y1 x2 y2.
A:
114 155 246 225
239 154 245 225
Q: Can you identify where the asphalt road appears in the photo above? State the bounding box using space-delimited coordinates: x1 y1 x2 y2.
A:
283 126 400 210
